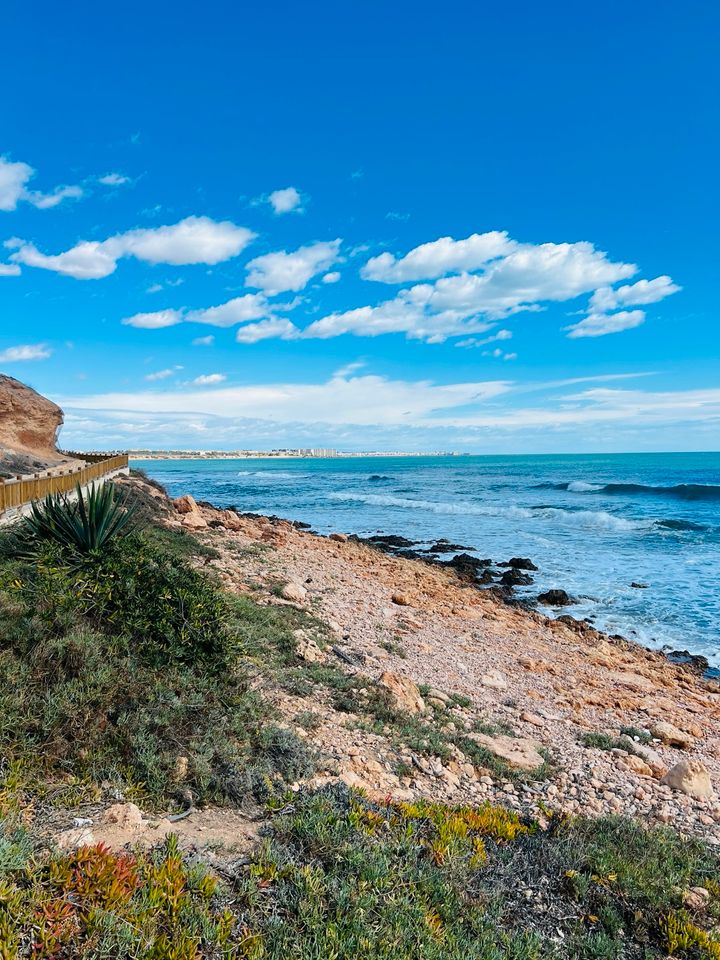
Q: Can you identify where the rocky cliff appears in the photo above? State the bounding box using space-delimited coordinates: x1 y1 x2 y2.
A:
0 375 76 476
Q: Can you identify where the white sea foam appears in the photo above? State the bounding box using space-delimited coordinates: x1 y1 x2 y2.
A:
567 480 603 492
237 470 298 479
327 491 645 532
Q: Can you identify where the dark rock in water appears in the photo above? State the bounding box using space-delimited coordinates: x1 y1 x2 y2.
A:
666 649 710 672
292 520 312 530
500 569 534 587
447 553 492 570
427 539 476 553
394 548 427 561
537 588 575 606
476 569 496 585
367 534 417 548
498 557 538 571
630 581 649 589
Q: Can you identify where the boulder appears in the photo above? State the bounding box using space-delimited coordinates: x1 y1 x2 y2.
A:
391 593 411 606
479 670 508 690
103 802 144 829
500 569 533 587
379 672 426 714
651 720 695 749
468 732 544 771
281 582 308 603
296 633 324 663
501 558 538 571
173 494 197 514
616 754 654 778
182 511 208 530
537 589 574 606
619 738 666 777
662 759 714 800
329 532 348 542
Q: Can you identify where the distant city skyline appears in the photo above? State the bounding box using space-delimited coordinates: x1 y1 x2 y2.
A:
1 1 718 453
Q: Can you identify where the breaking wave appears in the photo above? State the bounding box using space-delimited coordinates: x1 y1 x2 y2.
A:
534 481 720 501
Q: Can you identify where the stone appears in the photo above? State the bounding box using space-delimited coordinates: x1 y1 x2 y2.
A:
651 721 695 749
479 670 508 690
519 711 544 727
221 509 245 531
616 754 654 778
607 670 656 692
103 802 144 829
329 532 348 542
620 739 666 777
56 827 96 851
537 589 574 606
662 759 714 800
391 593 411 606
468 732 544 771
182 511 208 530
173 494 197 514
379 672 426 714
683 886 710 911
296 634 324 663
281 582 308 603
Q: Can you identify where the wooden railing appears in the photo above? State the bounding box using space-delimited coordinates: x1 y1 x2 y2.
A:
0 454 129 515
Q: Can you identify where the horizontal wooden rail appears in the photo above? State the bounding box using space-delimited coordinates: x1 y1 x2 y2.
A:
0 454 129 515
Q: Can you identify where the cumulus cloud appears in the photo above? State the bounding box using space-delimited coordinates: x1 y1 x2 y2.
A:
456 329 512 349
0 343 52 362
589 275 681 313
565 309 646 339
0 156 84 211
192 373 226 385
235 318 300 343
122 309 183 329
245 240 341 295
98 173 130 186
9 216 256 279
144 367 179 381
267 186 304 214
301 239 641 343
0 263 21 277
187 293 271 327
192 335 215 346
362 231 516 282
322 271 341 284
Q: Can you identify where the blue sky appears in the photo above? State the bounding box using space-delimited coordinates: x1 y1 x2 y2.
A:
1 0 718 453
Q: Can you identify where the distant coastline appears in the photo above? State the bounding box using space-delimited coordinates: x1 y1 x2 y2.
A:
127 449 465 460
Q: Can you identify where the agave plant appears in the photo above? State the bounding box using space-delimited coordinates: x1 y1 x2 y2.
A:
25 482 137 554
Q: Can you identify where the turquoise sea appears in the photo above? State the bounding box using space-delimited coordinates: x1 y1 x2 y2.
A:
134 452 720 669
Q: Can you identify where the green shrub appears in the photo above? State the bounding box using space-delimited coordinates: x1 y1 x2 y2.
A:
22 535 231 669
24 482 137 555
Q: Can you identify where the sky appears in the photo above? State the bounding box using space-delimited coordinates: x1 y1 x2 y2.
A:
1 0 718 453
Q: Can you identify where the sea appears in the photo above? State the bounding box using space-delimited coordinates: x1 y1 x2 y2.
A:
133 452 720 671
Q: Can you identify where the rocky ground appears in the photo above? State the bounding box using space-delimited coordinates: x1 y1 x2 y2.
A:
100 474 720 850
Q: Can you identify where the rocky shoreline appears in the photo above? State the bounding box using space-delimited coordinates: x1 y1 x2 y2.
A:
124 474 720 844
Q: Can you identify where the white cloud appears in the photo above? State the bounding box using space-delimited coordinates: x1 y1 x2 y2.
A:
322 271 341 284
590 275 680 313
302 239 639 343
61 372 511 427
245 240 341 295
565 309 646 339
362 231 516 282
192 373 226 385
122 309 183 329
456 329 512 348
0 343 52 362
0 263 21 277
9 216 256 279
187 293 271 327
235 318 300 343
268 186 304 214
0 156 83 211
98 173 130 186
144 367 178 381
192 335 215 346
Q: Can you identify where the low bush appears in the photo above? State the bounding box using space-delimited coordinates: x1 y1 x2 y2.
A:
23 482 137 556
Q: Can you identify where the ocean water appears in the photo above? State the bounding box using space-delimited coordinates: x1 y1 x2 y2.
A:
133 452 720 669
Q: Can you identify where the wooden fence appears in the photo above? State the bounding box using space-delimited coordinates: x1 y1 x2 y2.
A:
0 454 129 515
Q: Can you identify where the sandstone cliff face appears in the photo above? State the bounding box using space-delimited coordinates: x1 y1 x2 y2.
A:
0 375 74 476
